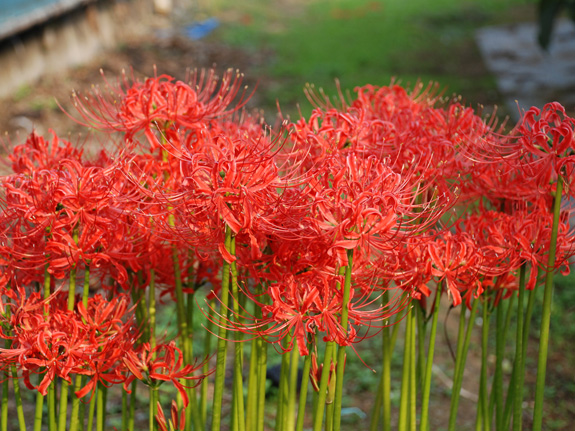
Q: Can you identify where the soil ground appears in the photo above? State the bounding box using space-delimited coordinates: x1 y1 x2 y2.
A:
0 30 267 144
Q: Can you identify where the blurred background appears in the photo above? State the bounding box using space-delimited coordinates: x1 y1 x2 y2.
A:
0 1 574 430
2 0 574 137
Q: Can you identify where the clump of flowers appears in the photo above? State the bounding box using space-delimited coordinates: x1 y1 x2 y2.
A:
0 69 572 431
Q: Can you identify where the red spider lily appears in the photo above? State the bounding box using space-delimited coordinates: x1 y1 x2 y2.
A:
71 293 140 398
123 341 210 408
301 154 403 266
283 89 462 263
125 120 293 268
224 266 406 356
427 231 482 307
393 237 434 301
457 200 575 291
256 274 324 356
513 102 575 192
284 151 451 274
469 102 575 200
456 208 523 278
0 290 138 397
0 140 150 289
156 400 186 431
9 130 84 174
297 81 498 189
0 221 47 288
464 156 542 202
71 69 252 141
179 132 281 240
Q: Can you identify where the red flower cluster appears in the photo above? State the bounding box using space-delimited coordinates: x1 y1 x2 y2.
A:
0 290 136 396
2 69 574 422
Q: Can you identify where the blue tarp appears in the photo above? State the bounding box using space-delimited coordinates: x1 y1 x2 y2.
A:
184 17 219 40
0 0 92 40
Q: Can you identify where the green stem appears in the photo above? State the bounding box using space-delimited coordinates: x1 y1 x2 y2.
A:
42 266 57 431
70 364 86 430
478 298 490 431
96 383 106 431
230 237 245 431
71 268 91 431
1 370 7 431
48 378 57 431
246 336 259 431
498 283 538 431
325 400 334 431
87 385 97 431
58 380 70 431
312 341 335 431
381 316 392 431
492 292 515 429
211 226 233 431
58 261 78 431
522 283 537 355
492 294 505 429
186 286 203 431
370 372 384 431
1 366 7 431
44 264 51 313
150 386 159 431
67 227 79 309
333 250 353 431
533 177 563 430
2 302 27 431
502 285 537 431
202 298 215 427
12 366 26 431
167 214 197 425
276 346 290 431
287 344 301 431
420 283 442 431
131 280 149 343
79 392 85 431
503 297 519 430
128 380 137 431
409 309 417 431
325 345 337 431
512 264 527 431
171 243 188 356
82 266 91 309
257 343 268 431
296 349 312 431
311 383 319 428
122 387 128 431
398 306 413 431
454 302 467 380
34 377 45 431
379 300 402 431
256 317 268 431
416 301 426 389
448 296 479 431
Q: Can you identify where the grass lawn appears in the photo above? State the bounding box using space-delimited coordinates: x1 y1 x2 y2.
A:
200 0 532 119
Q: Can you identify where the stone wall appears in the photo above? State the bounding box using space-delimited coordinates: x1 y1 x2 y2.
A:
0 0 154 98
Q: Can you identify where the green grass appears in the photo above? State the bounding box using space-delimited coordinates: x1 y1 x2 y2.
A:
210 0 531 117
